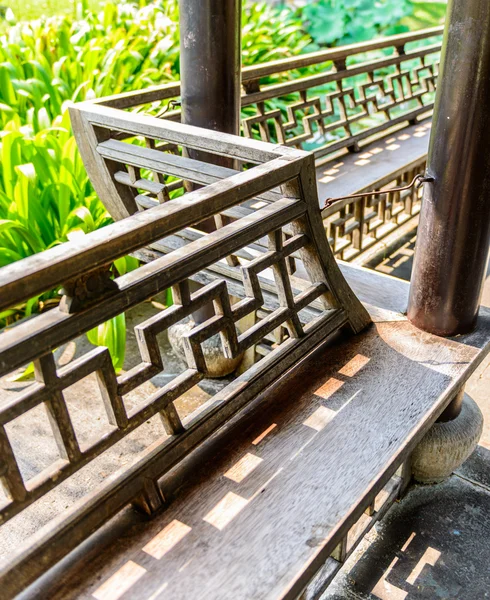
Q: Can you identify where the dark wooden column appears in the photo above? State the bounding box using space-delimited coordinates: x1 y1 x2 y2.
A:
179 0 242 169
407 0 490 337
178 0 242 324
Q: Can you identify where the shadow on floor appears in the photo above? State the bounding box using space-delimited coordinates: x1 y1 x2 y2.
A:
325 470 490 600
323 386 490 600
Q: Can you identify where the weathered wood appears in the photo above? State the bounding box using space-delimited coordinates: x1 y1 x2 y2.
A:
19 306 490 600
242 26 443 82
282 155 371 333
71 103 285 164
0 127 374 599
0 157 301 313
70 108 140 220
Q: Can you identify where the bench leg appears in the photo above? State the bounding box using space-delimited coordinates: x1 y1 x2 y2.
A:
411 388 483 483
132 478 166 516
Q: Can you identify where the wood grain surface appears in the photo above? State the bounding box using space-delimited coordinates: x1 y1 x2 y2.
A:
25 286 490 600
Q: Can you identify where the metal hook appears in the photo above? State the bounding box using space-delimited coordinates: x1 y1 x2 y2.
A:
323 174 435 209
155 99 181 119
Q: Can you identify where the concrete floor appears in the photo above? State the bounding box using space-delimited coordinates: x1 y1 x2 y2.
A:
322 243 490 600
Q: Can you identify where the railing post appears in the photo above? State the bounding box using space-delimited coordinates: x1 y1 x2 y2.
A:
408 0 490 337
178 0 242 169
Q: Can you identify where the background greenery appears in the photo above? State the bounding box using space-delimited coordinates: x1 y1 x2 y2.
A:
0 0 446 369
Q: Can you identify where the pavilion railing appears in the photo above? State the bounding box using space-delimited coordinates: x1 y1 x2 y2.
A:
97 26 442 157
323 155 427 261
92 26 442 262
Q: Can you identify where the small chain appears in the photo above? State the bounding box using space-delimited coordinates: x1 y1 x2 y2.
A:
323 174 434 209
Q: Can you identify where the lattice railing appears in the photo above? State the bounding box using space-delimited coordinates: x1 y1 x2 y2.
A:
0 113 369 596
96 26 442 158
323 156 427 261
88 27 441 264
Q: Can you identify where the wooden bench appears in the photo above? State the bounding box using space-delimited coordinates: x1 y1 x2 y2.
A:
30 278 490 600
1 113 489 599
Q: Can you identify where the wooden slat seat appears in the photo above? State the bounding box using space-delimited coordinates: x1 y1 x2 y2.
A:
27 265 490 600
316 118 432 205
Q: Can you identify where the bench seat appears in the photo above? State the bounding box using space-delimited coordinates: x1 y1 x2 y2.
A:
316 118 432 205
29 264 490 600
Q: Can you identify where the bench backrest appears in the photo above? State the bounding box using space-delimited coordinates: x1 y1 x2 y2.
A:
0 112 369 595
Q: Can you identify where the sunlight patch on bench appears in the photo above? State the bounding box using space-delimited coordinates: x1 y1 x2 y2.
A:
314 377 344 399
252 423 277 445
203 492 249 530
338 354 370 377
224 452 263 483
142 519 192 560
372 556 407 600
303 405 335 431
93 560 146 600
319 175 337 184
406 546 441 585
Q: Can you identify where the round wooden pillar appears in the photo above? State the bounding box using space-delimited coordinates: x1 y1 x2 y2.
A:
407 0 490 336
178 0 242 169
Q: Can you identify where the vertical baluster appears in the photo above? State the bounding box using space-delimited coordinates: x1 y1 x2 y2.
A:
352 197 364 251
0 425 26 503
34 354 81 462
404 168 415 215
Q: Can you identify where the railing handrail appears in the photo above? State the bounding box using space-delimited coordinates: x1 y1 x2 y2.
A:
242 25 444 81
0 109 306 313
96 25 444 110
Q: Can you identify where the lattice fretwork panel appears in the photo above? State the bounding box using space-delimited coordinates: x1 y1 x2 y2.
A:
323 159 427 261
0 201 346 526
242 46 440 154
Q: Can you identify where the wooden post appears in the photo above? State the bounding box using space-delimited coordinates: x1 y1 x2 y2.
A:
179 0 242 169
178 0 242 325
407 0 490 337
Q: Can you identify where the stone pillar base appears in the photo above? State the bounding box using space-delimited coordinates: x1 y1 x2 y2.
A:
168 319 243 379
411 394 483 484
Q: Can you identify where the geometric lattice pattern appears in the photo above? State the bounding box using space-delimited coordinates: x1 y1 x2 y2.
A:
324 158 427 260
0 223 330 525
1 101 371 530
242 52 440 154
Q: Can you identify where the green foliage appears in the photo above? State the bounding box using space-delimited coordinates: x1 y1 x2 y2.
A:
242 3 312 64
301 0 446 47
399 1 447 30
0 108 110 319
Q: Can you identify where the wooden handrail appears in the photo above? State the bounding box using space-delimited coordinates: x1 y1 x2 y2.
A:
95 26 443 110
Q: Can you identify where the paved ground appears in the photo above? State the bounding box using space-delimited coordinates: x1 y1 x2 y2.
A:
322 245 490 600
